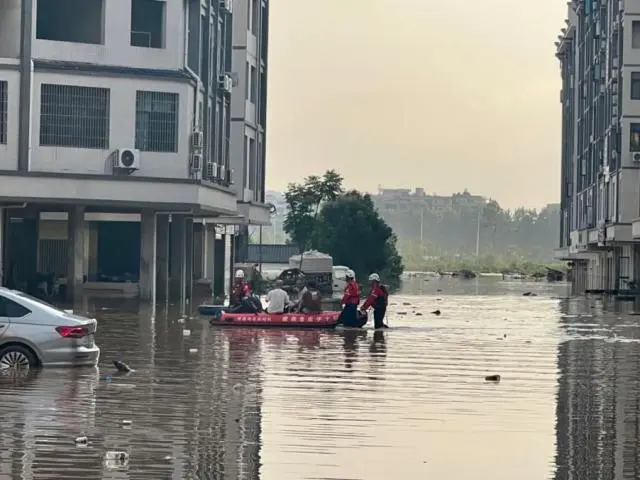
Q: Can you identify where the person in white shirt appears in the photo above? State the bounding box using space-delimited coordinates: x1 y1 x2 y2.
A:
266 280 290 314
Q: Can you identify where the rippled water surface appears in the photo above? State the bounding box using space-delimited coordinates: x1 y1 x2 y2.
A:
4 277 640 479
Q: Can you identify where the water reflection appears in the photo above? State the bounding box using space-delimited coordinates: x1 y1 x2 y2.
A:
554 296 640 480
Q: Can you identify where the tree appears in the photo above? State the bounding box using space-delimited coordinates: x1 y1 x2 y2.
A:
283 170 343 252
314 191 404 281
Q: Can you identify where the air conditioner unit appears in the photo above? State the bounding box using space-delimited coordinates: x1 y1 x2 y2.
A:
595 23 601 37
218 74 233 93
619 0 624 11
209 162 219 178
190 153 203 172
191 130 204 149
242 188 254 202
219 0 232 14
112 148 140 172
633 152 640 163
612 83 618 94
612 95 618 105
612 57 619 69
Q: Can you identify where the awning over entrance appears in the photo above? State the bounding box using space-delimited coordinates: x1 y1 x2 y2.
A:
0 171 238 215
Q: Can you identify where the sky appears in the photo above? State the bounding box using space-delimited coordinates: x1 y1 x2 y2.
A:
264 0 567 210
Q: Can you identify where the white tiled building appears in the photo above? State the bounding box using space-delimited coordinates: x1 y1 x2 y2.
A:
556 0 640 293
0 0 271 306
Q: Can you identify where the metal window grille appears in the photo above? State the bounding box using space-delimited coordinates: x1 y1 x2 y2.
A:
39 84 110 149
0 81 7 145
135 91 179 152
38 239 68 276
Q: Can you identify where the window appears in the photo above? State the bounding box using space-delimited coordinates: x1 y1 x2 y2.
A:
135 91 179 152
36 0 104 44
0 296 31 318
250 0 259 35
245 62 250 100
0 81 6 145
632 73 640 100
633 21 640 49
130 0 165 48
249 137 256 190
250 65 257 103
39 84 110 149
631 124 640 152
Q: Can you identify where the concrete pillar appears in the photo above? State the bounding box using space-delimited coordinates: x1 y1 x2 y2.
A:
0 208 4 287
185 216 194 302
225 232 233 301
156 214 170 301
88 222 98 281
204 224 215 294
139 209 157 302
66 205 85 301
169 214 186 302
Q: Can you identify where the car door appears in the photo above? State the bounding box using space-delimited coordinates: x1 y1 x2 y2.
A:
0 296 8 338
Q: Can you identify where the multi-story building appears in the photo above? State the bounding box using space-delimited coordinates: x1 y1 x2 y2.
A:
228 0 270 261
555 0 640 292
0 0 270 307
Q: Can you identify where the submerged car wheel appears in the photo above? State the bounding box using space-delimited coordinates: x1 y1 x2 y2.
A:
0 345 37 371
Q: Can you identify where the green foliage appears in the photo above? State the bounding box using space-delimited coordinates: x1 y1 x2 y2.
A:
314 191 404 281
283 170 343 251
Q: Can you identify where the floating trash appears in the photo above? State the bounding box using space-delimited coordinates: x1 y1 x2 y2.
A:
121 420 132 425
182 329 191 336
485 375 501 382
189 348 198 353
75 436 88 445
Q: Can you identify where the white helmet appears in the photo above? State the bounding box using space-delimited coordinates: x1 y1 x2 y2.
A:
345 269 355 279
368 273 380 282
234 269 245 279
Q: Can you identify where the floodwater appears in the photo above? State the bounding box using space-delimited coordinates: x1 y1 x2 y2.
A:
2 278 640 479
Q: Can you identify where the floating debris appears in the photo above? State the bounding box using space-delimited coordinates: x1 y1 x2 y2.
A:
431 310 441 316
75 436 88 445
105 451 129 462
182 329 191 336
415 312 423 316
189 348 198 353
121 420 132 425
485 375 501 382
522 292 537 297
177 318 185 324
402 302 411 306
113 360 133 373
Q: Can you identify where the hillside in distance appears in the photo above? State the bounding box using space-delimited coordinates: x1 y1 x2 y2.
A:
372 190 559 265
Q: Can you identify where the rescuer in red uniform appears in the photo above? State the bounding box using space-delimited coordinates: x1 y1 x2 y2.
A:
359 273 389 329
338 269 366 327
230 269 258 313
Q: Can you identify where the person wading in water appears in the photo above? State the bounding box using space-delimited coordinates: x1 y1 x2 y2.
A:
359 273 389 329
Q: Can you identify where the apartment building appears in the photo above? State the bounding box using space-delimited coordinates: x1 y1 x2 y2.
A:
0 0 270 306
556 0 640 293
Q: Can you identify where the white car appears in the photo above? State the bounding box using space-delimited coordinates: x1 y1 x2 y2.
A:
0 288 100 370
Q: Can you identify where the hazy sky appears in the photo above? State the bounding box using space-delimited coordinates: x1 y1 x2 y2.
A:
265 0 566 209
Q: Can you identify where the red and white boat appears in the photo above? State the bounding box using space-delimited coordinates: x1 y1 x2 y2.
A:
210 311 341 328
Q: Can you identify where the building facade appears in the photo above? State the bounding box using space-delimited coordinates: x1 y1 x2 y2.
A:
0 0 270 306
556 0 640 293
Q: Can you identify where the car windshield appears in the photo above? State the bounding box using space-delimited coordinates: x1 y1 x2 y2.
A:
12 291 67 314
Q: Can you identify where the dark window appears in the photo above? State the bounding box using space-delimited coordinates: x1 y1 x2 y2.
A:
0 81 6 145
36 0 104 44
631 123 640 152
39 84 110 149
0 297 31 318
633 21 640 49
130 0 165 48
632 72 640 100
135 91 179 152
250 65 257 103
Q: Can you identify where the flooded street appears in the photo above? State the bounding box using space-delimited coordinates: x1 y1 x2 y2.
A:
2 277 640 479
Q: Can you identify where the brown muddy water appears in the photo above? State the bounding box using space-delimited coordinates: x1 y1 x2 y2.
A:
2 277 639 479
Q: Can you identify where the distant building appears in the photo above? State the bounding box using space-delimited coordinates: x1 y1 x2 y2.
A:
372 187 485 214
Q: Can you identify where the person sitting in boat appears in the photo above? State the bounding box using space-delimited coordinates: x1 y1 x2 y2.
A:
229 269 257 313
298 280 322 313
338 270 366 327
359 273 389 329
266 280 290 314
